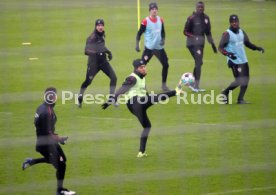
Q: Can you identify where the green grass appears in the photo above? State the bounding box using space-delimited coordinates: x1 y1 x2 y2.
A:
0 0 276 194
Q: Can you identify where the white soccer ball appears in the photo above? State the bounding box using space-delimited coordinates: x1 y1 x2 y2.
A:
180 72 195 86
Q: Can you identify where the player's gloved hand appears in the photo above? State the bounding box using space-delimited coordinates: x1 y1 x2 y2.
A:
226 52 237 60
101 103 110 110
256 47 264 53
101 95 116 110
135 41 140 52
106 51 112 61
211 43 217 53
59 136 68 145
160 39 165 46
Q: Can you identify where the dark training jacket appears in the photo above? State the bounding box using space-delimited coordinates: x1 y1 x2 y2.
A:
184 12 214 47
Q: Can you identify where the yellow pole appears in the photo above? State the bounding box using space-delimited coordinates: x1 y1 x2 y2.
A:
137 0 140 29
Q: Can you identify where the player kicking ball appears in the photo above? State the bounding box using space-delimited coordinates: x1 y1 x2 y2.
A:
102 59 184 158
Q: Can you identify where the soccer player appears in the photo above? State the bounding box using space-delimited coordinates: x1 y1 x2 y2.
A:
78 19 117 108
218 15 264 104
135 2 170 91
183 1 217 92
101 59 183 158
22 87 76 195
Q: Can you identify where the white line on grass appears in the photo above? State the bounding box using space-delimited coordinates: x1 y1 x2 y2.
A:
0 112 12 115
1 164 275 194
0 118 275 148
204 186 276 195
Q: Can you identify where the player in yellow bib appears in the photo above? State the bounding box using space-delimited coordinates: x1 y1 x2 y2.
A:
102 59 183 158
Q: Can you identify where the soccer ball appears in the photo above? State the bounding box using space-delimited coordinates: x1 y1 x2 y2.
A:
180 72 195 87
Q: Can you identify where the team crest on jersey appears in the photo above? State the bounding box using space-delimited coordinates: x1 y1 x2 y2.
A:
205 18 209 24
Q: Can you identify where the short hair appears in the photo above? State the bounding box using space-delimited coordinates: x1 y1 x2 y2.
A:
149 2 158 11
196 1 204 7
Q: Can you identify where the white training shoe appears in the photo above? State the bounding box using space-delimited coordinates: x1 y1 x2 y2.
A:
57 188 76 195
197 88 206 92
189 86 206 92
189 86 199 92
137 152 148 158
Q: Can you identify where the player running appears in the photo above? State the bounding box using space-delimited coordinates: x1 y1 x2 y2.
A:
22 87 76 195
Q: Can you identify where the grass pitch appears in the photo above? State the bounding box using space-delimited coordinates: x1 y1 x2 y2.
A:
0 0 276 194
